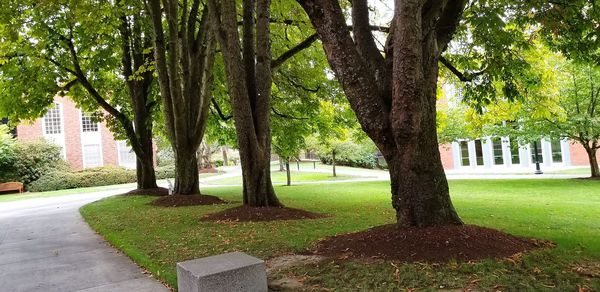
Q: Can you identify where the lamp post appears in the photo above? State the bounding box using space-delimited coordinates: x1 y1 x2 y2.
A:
533 140 543 174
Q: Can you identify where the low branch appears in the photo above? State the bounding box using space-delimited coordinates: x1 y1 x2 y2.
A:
211 98 233 121
272 33 318 69
271 106 308 120
280 73 320 92
439 56 485 82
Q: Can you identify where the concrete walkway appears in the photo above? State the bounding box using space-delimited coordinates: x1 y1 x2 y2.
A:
0 189 169 292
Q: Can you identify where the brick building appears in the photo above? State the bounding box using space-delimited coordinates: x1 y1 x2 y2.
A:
16 96 138 170
438 139 598 171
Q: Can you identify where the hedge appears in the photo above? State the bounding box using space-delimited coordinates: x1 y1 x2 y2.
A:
319 141 377 169
29 165 175 192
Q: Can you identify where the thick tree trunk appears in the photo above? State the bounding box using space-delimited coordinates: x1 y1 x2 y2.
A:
584 146 600 178
210 0 282 207
240 143 281 206
285 158 291 186
174 150 200 194
297 0 466 226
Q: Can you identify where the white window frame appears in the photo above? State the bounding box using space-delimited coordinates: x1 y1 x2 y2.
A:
82 143 103 168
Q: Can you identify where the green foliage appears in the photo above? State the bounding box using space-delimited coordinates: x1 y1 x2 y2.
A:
0 125 16 179
0 138 65 186
318 141 377 169
29 165 175 192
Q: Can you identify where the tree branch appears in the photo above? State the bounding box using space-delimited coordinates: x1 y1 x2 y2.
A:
210 98 233 121
271 33 318 69
439 56 486 82
271 106 308 120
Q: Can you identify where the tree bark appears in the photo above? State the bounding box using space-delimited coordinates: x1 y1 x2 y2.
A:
146 0 216 195
209 0 282 206
174 150 200 194
584 145 600 178
297 0 465 226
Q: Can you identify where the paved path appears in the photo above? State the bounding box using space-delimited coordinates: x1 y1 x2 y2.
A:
0 189 169 292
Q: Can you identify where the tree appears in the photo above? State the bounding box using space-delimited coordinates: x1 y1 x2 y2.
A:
0 0 161 191
297 0 465 226
209 0 324 206
145 0 216 195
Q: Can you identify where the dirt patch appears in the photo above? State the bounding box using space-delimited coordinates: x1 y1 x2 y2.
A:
200 206 327 222
125 187 169 196
150 194 227 207
311 224 552 263
267 255 325 272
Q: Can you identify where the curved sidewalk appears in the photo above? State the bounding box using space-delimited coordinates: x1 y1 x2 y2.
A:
0 190 169 292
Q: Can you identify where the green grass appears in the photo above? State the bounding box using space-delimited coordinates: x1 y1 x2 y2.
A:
80 179 600 290
547 167 592 175
203 170 360 185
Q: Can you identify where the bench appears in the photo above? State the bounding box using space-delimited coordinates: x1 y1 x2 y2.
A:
0 182 24 194
177 252 267 292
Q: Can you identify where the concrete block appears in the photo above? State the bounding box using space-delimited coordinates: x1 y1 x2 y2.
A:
177 252 267 292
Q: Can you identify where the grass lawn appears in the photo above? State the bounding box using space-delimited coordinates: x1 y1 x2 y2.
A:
547 167 592 175
80 179 600 290
203 170 360 185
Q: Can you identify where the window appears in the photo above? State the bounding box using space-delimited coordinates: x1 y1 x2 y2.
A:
83 144 102 168
81 112 99 132
459 141 470 166
530 141 544 163
551 139 563 163
43 103 62 134
509 139 520 165
118 141 136 167
474 139 484 166
492 138 504 165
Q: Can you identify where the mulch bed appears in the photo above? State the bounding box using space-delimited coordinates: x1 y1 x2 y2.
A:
151 194 227 207
125 187 170 196
199 167 220 174
311 224 553 263
200 205 328 222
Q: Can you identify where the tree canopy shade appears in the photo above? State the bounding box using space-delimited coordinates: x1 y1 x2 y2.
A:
145 0 216 195
0 0 160 190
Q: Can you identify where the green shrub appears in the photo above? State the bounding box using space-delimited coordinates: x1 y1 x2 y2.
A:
155 165 175 179
29 165 176 192
0 125 17 181
0 136 66 186
318 141 377 169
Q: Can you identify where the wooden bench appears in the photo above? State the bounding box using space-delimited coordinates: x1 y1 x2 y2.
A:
0 182 24 194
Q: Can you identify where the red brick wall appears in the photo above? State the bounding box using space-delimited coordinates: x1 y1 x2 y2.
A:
439 144 454 170
15 120 43 141
60 96 84 170
569 142 599 167
100 122 119 167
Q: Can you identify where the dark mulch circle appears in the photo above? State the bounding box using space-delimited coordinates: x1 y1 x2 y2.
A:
311 224 553 263
200 205 328 222
125 187 170 196
199 167 220 174
151 194 227 207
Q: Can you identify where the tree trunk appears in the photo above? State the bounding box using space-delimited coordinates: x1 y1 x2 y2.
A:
279 156 285 171
174 150 200 194
332 150 337 177
297 0 466 226
240 143 281 206
222 146 228 166
209 0 282 207
285 157 291 186
584 146 600 178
